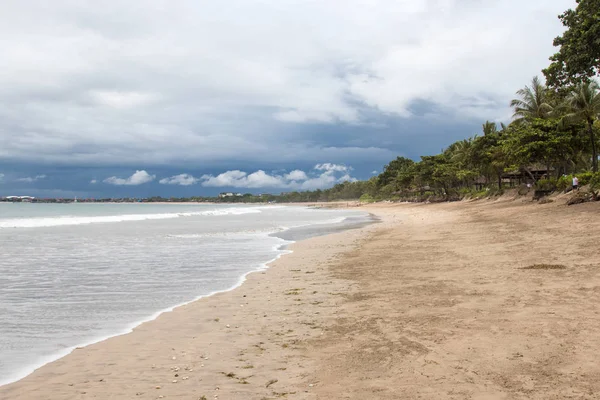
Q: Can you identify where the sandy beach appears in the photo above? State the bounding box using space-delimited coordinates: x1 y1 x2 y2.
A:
2 195 600 399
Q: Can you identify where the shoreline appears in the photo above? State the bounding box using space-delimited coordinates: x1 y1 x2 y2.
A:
1 212 381 399
0 238 293 388
0 210 375 394
3 198 600 398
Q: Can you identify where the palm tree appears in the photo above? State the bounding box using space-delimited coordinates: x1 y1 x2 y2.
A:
562 80 600 172
510 76 554 124
449 138 473 166
482 121 497 136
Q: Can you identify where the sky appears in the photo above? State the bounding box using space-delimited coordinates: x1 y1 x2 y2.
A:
0 0 575 198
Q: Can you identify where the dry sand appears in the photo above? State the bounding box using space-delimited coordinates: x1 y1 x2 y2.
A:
2 196 600 399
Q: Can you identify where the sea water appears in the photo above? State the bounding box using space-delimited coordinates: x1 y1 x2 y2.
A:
0 203 370 385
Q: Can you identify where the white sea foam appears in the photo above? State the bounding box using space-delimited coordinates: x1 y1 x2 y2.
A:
0 233 294 387
0 207 261 228
0 204 370 387
165 217 348 239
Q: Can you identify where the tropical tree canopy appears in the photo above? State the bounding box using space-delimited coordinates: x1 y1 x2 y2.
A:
543 0 600 89
510 76 554 123
482 121 498 136
562 80 600 171
216 2 600 203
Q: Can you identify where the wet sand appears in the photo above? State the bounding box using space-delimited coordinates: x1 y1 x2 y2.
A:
2 196 600 399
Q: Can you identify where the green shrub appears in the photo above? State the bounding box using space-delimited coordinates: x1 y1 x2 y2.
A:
558 172 600 191
455 188 490 199
487 187 504 196
359 193 375 203
472 189 489 199
579 171 595 185
557 175 571 191
590 172 600 191
535 178 557 191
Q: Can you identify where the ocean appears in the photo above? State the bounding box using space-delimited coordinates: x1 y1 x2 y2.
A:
0 203 371 386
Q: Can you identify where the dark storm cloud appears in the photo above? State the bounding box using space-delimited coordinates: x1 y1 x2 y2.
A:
0 0 573 195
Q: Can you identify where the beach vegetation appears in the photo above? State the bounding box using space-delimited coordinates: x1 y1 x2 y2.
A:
560 81 600 171
359 193 375 203
543 0 600 89
591 172 600 190
127 2 600 206
534 178 558 192
255 2 600 204
510 76 555 123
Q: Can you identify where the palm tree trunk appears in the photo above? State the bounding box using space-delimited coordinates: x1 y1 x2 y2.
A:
523 167 536 183
589 119 598 172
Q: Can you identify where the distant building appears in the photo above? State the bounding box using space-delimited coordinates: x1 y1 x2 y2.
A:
4 195 35 202
218 192 235 198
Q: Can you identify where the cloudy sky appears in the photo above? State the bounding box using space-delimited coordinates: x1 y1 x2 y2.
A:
0 0 573 198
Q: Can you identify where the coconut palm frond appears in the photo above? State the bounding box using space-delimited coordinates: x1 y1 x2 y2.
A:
482 121 497 136
561 80 600 171
510 76 553 122
564 80 600 122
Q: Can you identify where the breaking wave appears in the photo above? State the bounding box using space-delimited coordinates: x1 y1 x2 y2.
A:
0 207 262 228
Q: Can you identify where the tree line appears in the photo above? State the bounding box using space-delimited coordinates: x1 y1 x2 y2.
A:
37 2 597 205
287 0 600 203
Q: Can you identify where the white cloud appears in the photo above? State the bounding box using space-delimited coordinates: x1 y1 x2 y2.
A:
338 174 357 183
200 170 250 187
298 173 338 191
159 173 199 186
90 179 97 184
103 170 155 185
284 170 308 181
201 170 286 188
201 164 357 190
244 170 287 188
0 173 4 181
314 163 351 173
371 170 378 174
17 174 46 183
90 90 158 109
0 0 571 167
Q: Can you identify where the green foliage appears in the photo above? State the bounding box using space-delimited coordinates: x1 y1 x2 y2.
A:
561 80 600 171
359 193 375 203
501 118 575 174
378 157 415 188
557 175 572 191
543 0 600 89
535 178 558 191
557 172 600 191
461 188 489 199
168 6 600 206
510 76 555 123
482 121 498 136
590 172 600 190
572 172 597 186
